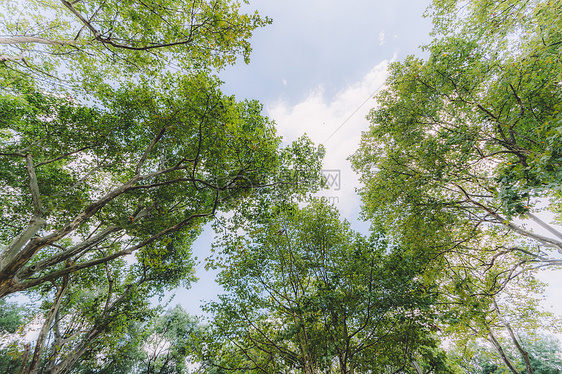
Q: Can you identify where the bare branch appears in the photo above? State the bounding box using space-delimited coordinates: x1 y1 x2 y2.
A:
0 53 25 62
26 154 43 216
135 127 166 175
493 298 534 374
59 0 101 38
526 212 562 244
0 216 46 273
0 37 79 46
487 328 520 374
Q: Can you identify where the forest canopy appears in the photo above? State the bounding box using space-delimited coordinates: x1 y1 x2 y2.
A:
1 0 562 373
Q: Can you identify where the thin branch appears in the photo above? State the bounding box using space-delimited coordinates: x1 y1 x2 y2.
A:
26 154 43 216
35 145 94 167
455 184 562 252
0 53 25 62
16 225 122 281
135 127 166 175
59 0 101 38
0 37 80 46
25 276 69 374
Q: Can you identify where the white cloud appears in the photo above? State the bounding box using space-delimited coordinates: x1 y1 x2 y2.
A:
282 78 288 86
378 31 386 45
266 60 390 220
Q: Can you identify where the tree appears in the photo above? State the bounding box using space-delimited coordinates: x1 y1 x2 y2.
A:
15 254 180 374
0 0 270 86
0 70 322 372
0 1 313 372
350 0 562 371
201 200 452 374
0 298 33 373
437 260 560 374
69 305 204 374
0 299 29 334
449 334 562 374
0 71 322 298
351 0 562 271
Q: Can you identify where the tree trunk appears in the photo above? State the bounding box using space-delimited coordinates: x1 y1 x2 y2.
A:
488 329 520 374
494 298 534 374
25 277 69 374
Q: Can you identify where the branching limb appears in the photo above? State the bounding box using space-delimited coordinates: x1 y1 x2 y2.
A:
493 298 534 374
0 53 25 62
16 225 122 281
59 0 101 38
487 328 520 374
11 209 215 294
26 154 43 216
0 37 79 46
135 127 166 175
25 275 69 374
455 184 562 252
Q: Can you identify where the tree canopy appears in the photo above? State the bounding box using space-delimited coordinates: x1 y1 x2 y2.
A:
0 0 270 86
351 0 562 371
0 71 322 298
202 200 453 374
2 0 562 372
351 0 562 280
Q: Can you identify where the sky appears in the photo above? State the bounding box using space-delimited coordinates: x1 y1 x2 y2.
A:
172 0 562 338
171 0 434 316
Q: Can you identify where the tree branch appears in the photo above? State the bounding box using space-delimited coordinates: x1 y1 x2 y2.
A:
9 210 213 294
16 224 122 281
25 276 69 374
0 37 79 46
455 184 562 252
0 53 25 62
26 154 43 216
526 212 562 244
135 127 166 175
59 0 101 38
493 298 534 374
0 216 46 274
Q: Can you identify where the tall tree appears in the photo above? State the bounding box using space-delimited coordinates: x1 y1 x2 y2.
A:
351 0 562 267
0 71 322 298
68 305 204 374
449 334 562 374
0 70 322 372
0 0 270 86
351 0 562 293
351 0 562 371
201 200 452 374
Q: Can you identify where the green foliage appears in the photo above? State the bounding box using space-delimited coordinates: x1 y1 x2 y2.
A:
350 5 562 348
0 299 27 333
202 199 452 373
0 342 26 374
450 334 562 374
351 0 562 260
72 305 203 374
0 70 322 297
0 298 32 373
351 0 562 371
0 69 322 371
0 0 271 88
0 1 326 372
